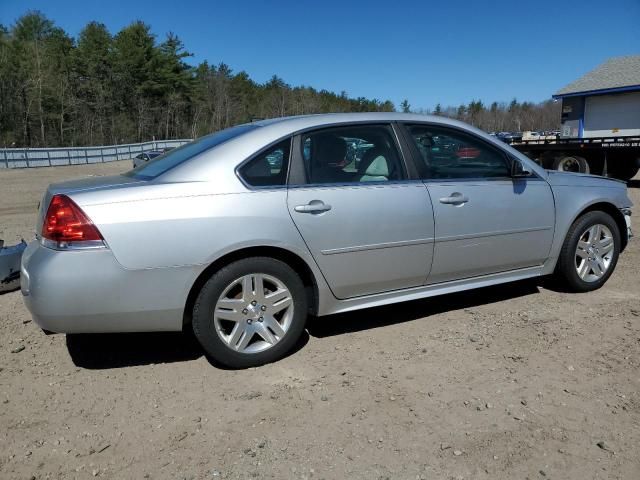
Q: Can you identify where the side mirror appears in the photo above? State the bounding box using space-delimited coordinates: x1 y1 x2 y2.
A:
511 159 532 177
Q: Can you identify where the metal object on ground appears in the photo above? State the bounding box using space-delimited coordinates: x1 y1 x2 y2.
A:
0 239 27 293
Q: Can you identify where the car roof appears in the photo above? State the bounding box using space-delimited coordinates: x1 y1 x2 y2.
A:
251 112 472 132
161 112 540 184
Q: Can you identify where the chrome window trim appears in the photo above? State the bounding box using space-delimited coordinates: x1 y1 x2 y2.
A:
421 176 545 184
286 178 426 190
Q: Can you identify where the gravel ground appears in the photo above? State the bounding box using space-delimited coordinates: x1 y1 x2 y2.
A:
1 162 639 480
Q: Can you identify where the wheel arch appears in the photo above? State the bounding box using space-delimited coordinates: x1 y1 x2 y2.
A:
183 245 320 328
571 201 629 252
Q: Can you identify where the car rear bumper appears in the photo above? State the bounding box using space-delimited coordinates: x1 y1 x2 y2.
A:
21 240 194 333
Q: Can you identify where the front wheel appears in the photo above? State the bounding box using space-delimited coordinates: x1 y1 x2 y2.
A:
555 211 620 292
192 257 308 368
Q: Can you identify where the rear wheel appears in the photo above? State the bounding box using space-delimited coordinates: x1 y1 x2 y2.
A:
552 155 590 174
192 257 308 368
555 211 620 292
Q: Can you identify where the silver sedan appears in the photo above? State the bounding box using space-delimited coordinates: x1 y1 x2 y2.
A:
21 113 633 367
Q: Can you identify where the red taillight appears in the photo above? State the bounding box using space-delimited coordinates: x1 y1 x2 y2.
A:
42 194 103 244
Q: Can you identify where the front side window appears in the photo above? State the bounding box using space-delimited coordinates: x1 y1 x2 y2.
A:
299 125 404 184
406 125 510 179
238 139 290 187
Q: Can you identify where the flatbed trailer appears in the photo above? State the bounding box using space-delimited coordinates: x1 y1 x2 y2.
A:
510 135 640 181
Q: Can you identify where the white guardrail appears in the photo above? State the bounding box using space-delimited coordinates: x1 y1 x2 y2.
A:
0 139 192 169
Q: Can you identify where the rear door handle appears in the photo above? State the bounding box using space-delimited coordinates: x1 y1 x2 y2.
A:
439 193 469 205
294 201 332 214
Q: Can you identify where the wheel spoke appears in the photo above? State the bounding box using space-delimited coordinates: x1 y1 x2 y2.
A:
575 248 588 260
262 315 286 338
256 323 278 344
265 288 292 312
597 237 614 255
265 288 288 304
588 225 601 242
217 298 244 310
592 259 604 277
271 297 292 314
236 327 254 351
227 322 246 349
577 240 590 251
215 307 244 322
241 275 253 301
578 260 590 279
253 275 265 302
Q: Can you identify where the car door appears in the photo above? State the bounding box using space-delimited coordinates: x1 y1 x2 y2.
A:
401 123 555 284
287 123 435 299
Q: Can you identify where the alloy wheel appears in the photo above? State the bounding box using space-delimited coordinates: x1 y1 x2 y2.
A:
575 224 614 282
213 273 294 354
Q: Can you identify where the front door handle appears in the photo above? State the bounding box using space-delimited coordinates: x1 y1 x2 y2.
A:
294 201 332 214
439 193 469 205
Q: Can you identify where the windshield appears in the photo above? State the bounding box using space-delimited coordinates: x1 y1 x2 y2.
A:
127 124 259 179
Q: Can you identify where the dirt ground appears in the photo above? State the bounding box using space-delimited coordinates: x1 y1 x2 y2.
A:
1 162 639 480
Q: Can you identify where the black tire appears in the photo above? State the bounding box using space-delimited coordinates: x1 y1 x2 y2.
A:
192 257 308 368
552 155 590 174
555 211 620 292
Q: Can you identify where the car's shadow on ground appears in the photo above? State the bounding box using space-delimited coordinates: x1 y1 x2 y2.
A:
66 279 542 369
627 179 639 189
66 330 204 369
66 328 311 370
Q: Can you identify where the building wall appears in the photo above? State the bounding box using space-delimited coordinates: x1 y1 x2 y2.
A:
560 97 585 138
560 90 640 139
583 91 640 138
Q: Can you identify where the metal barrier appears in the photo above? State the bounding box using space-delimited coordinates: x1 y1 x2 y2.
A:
0 139 192 169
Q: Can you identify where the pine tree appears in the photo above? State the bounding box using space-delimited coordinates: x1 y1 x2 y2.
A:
0 11 560 147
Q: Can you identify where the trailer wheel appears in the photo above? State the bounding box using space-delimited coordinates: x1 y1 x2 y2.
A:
552 155 590 174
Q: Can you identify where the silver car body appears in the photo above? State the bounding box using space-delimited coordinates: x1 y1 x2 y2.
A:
21 113 633 333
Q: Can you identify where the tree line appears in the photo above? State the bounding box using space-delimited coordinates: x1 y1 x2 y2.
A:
0 11 395 148
0 11 560 148
403 98 561 134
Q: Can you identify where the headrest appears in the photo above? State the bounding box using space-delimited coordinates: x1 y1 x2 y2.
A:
314 135 346 165
364 155 389 177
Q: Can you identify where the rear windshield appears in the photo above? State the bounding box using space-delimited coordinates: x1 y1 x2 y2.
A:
127 124 258 179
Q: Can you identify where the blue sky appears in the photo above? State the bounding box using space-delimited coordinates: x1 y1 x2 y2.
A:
2 0 639 110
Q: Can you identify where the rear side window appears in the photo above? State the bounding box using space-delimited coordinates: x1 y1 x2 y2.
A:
128 124 258 179
406 125 510 179
238 139 291 187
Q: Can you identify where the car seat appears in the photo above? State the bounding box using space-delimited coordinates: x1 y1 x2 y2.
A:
357 147 394 182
